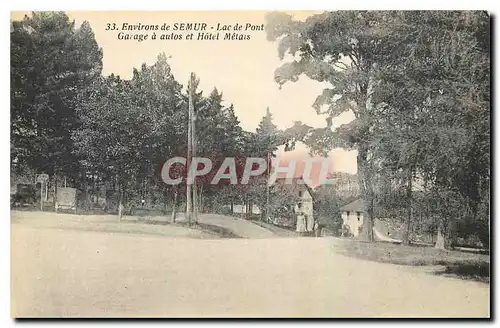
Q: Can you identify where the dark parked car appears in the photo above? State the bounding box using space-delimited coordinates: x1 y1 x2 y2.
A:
11 184 37 207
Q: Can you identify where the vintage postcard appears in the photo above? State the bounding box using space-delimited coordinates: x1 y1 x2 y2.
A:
10 10 490 318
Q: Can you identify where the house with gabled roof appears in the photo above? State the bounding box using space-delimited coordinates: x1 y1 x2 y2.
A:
273 176 315 231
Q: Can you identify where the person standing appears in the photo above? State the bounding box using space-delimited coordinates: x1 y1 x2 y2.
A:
296 211 306 235
314 219 321 237
306 213 314 234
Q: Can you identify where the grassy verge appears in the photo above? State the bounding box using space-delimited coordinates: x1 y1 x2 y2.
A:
11 211 229 239
250 220 298 237
333 239 490 283
127 216 241 238
12 210 244 239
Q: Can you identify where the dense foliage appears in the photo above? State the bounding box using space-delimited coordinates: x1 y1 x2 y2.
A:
266 11 490 247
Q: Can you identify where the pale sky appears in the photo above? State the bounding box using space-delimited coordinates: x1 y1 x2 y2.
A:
11 11 358 175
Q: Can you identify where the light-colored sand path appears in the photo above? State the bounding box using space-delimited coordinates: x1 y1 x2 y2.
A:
11 222 489 318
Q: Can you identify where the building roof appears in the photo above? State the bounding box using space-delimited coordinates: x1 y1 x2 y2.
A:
340 198 364 212
273 177 315 201
273 158 333 188
274 176 314 190
274 176 312 187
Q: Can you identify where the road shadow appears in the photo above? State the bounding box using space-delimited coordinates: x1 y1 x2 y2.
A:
432 261 490 283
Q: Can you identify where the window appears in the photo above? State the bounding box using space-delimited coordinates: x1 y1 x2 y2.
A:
298 191 303 197
357 212 361 221
297 202 303 209
346 211 350 217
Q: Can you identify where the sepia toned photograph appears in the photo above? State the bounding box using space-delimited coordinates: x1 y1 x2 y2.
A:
10 10 490 318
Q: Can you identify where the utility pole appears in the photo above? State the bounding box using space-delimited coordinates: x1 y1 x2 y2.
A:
40 182 44 211
186 73 193 225
191 73 198 224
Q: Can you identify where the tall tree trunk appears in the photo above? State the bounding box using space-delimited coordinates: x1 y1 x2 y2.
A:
143 176 148 205
199 184 204 214
402 169 413 245
171 187 178 223
242 195 246 219
192 85 198 224
448 218 458 249
186 183 192 225
186 74 194 225
96 173 100 207
40 181 44 211
118 184 124 222
92 172 96 206
245 196 249 219
54 172 58 212
357 70 376 242
358 145 374 242
193 183 198 223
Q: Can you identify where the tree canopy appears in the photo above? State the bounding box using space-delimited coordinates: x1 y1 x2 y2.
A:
266 10 490 246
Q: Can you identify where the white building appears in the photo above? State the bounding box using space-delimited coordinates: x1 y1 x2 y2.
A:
340 198 403 242
274 177 314 232
340 198 364 237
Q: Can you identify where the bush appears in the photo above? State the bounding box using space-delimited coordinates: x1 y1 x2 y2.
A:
340 224 354 237
455 219 489 249
443 261 489 281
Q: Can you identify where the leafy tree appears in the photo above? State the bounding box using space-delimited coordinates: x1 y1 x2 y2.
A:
313 184 343 234
253 108 283 218
221 104 245 155
266 11 398 241
74 53 186 213
128 53 185 205
255 108 281 157
371 11 490 248
11 12 103 183
73 75 139 207
266 11 490 246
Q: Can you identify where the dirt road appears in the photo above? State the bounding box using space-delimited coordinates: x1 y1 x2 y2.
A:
151 212 276 238
11 222 489 318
